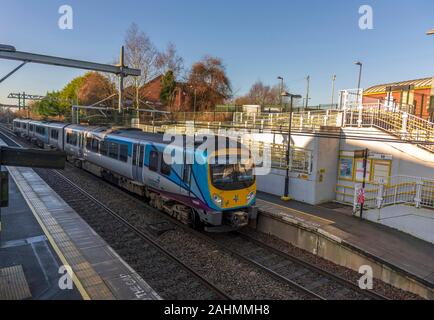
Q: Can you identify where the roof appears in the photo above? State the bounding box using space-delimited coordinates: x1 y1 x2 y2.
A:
364 77 434 95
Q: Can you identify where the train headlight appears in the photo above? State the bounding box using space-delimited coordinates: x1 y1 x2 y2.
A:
212 194 223 207
247 191 256 202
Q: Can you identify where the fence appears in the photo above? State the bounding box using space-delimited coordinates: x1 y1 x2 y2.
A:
343 108 434 152
336 175 434 211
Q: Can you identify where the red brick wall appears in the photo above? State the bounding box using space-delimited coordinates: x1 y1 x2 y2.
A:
363 88 432 119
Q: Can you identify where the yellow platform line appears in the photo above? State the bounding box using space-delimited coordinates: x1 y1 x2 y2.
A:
8 167 91 300
257 199 335 225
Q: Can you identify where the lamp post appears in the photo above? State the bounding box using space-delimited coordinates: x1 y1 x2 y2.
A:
277 76 284 112
331 75 336 108
355 61 363 107
281 91 302 201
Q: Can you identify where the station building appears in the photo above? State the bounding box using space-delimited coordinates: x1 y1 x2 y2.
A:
362 77 434 121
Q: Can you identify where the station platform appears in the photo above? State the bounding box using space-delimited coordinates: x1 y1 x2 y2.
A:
0 164 161 300
256 192 434 298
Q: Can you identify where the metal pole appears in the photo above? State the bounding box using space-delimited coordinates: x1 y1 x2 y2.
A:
305 75 310 110
356 63 363 107
283 96 294 201
359 148 369 219
331 75 336 108
193 88 197 130
118 46 125 113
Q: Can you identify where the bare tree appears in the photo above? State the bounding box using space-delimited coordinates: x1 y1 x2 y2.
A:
124 23 158 107
156 42 184 79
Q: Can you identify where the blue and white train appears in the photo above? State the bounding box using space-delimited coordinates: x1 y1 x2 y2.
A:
12 118 257 231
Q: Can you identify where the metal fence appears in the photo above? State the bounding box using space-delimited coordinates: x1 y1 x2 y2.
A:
336 175 434 211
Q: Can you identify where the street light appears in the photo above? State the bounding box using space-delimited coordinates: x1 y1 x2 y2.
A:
355 61 363 107
281 91 302 201
331 75 336 108
277 76 284 112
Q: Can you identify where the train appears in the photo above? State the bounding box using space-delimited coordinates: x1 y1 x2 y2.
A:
12 118 257 231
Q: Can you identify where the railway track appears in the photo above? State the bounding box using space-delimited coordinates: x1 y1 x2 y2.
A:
0 125 390 300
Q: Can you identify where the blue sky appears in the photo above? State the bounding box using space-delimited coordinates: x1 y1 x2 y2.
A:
1 0 434 105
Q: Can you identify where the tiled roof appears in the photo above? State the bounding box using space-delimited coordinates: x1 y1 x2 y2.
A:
364 77 433 94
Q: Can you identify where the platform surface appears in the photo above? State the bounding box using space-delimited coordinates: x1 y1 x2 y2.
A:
257 192 434 288
1 164 160 300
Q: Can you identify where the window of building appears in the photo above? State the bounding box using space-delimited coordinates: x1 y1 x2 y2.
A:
119 144 128 162
149 151 159 172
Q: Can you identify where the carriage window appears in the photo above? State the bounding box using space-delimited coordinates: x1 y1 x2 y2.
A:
160 153 171 176
100 141 108 156
29 124 34 131
149 151 159 172
15 122 21 128
86 137 92 149
66 132 77 146
36 126 46 135
119 144 128 162
22 124 27 129
51 129 59 140
109 142 119 159
91 139 99 153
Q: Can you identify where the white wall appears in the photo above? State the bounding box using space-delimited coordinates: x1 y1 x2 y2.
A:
341 127 434 179
364 205 434 244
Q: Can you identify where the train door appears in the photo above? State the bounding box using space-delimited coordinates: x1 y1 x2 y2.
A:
132 143 144 182
180 147 192 199
78 132 84 158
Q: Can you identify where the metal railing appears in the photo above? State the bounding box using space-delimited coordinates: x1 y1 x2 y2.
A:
337 175 434 211
343 108 434 152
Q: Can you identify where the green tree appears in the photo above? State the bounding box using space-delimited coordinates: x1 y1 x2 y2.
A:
60 75 85 105
160 70 176 107
34 91 64 118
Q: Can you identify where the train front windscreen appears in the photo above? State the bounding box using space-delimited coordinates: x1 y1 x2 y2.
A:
210 163 255 191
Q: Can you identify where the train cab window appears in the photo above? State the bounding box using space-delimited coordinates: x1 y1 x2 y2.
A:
119 144 128 162
108 142 119 159
15 122 21 128
100 141 108 156
66 132 77 146
149 151 159 172
160 153 171 176
51 129 59 140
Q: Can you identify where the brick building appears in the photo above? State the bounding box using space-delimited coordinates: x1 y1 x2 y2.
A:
127 75 190 111
363 77 434 121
